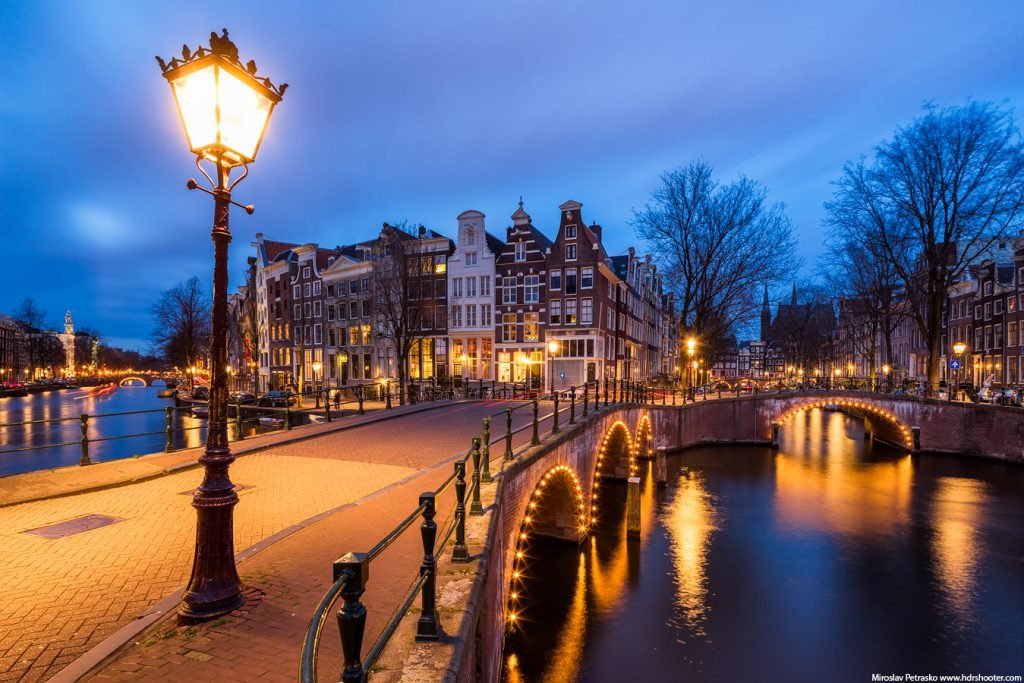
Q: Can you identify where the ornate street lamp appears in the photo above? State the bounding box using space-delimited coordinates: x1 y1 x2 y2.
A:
952 342 967 400
157 29 286 622
312 361 322 407
686 338 696 400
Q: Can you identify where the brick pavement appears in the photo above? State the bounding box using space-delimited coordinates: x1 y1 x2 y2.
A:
0 400 542 682
80 400 547 682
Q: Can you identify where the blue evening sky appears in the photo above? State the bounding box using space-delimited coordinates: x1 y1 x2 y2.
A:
2 1 1022 350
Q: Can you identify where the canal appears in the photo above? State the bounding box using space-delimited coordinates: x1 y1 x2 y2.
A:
504 408 1024 682
0 384 214 477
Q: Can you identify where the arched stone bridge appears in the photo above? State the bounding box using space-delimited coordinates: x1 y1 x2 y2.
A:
460 393 1024 681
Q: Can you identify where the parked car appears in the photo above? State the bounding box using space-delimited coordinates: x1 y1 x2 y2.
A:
257 391 295 407
191 386 210 401
229 391 256 404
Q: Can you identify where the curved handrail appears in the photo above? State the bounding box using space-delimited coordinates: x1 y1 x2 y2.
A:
299 571 351 683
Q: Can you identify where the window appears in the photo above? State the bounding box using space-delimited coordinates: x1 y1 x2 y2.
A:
467 277 477 298
313 301 321 317
524 313 539 341
565 244 577 261
467 305 477 327
350 301 359 318
481 276 490 297
566 299 577 324
303 283 311 297
433 256 447 274
293 285 300 299
453 278 463 298
304 302 311 319
503 314 517 342
515 241 526 262
1009 296 1018 313
362 299 371 317
339 303 347 320
327 284 336 298
984 326 992 350
313 281 321 296
984 281 993 296
314 324 322 345
362 325 372 345
1009 322 1018 347
581 298 593 325
994 324 1003 348
524 275 540 304
975 328 983 350
327 305 335 321
550 270 562 291
361 278 369 293
435 306 447 329
451 305 462 328
502 277 517 304
294 327 302 344
565 224 577 239
550 300 561 325
582 267 593 288
466 252 478 266
466 228 476 246
350 280 359 294
975 305 981 320
303 267 311 278
994 299 1003 315
984 303 992 320
294 304 302 320
565 269 578 295
328 328 336 347
481 304 492 327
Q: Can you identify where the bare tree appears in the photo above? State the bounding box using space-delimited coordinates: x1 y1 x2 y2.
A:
372 224 434 405
150 276 211 382
10 297 49 378
826 101 1024 391
632 160 799 358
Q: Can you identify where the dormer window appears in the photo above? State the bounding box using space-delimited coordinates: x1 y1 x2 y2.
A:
565 224 577 239
515 241 526 262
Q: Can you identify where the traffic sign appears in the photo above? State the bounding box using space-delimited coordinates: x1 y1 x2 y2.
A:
949 359 961 370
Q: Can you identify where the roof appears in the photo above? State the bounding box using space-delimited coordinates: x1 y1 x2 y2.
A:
485 231 505 257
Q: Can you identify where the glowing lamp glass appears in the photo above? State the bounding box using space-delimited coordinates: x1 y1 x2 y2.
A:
167 56 278 165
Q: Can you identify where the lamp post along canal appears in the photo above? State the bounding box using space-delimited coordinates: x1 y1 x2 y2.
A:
157 29 286 622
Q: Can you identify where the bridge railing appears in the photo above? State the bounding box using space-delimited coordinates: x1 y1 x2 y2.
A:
299 379 649 682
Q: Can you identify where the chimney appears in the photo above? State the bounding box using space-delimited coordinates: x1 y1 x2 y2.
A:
591 223 602 240
418 225 427 238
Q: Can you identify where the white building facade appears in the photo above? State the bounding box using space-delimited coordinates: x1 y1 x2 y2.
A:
447 210 501 381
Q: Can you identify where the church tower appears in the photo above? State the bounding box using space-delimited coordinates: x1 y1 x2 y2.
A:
62 311 75 377
760 285 771 341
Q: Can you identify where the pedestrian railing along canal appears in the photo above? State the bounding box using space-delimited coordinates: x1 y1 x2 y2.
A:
299 379 649 682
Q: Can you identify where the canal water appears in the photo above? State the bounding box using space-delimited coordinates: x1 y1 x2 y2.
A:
504 409 1024 682
0 384 216 477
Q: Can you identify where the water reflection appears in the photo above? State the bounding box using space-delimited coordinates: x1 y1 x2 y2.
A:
664 469 718 638
504 408 1024 682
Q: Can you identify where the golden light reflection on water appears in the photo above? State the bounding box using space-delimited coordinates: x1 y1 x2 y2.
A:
665 470 718 637
774 410 913 537
931 477 987 620
536 551 588 682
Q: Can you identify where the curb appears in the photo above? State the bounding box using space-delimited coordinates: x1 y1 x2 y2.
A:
1 400 460 509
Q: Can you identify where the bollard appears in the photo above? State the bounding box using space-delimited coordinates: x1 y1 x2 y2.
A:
285 403 292 430
604 378 609 407
357 386 365 415
470 437 483 515
415 492 441 641
655 447 668 488
333 552 369 683
504 408 514 461
325 391 332 423
552 392 560 434
582 382 589 417
165 406 174 453
235 400 244 441
385 384 392 410
771 421 780 448
481 418 492 483
452 461 469 562
531 400 540 445
79 413 91 466
626 476 641 538
569 387 576 424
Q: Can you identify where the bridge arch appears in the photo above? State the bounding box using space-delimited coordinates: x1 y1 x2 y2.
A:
506 464 588 629
634 414 653 460
118 376 149 387
774 397 913 448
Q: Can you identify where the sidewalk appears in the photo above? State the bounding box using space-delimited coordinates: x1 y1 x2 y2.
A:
0 400 414 508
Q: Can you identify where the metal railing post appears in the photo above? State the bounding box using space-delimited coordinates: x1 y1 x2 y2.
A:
470 437 483 515
552 392 560 434
333 553 369 683
604 378 609 407
569 386 576 424
583 382 589 417
452 461 469 562
285 403 292 430
531 400 540 445
79 413 91 466
235 399 244 441
504 408 514 461
481 418 492 483
357 386 365 415
165 406 174 453
415 492 440 641
325 390 332 423
385 383 392 409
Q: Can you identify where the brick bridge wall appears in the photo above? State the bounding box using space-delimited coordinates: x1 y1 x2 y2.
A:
457 395 1024 681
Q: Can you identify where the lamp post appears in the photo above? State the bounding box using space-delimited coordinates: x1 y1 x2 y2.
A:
157 29 286 622
686 337 696 401
952 342 967 401
548 340 559 394
312 361 322 407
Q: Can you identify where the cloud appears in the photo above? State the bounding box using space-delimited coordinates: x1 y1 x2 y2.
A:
67 203 140 250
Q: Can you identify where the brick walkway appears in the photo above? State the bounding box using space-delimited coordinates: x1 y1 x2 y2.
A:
0 400 542 682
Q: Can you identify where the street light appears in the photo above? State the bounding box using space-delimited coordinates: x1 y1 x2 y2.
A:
952 341 967 400
158 29 286 622
686 338 696 400
548 340 559 393
312 361 322 407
